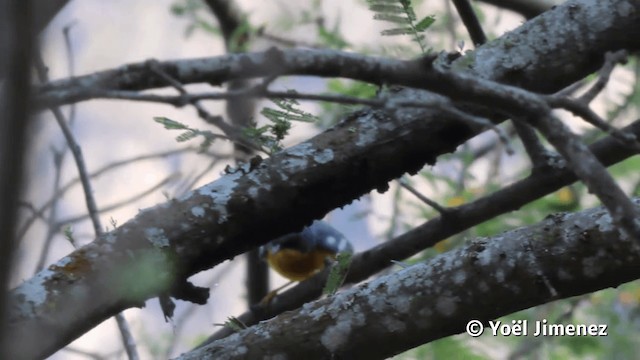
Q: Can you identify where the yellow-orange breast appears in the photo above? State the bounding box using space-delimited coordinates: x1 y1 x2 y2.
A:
265 248 336 281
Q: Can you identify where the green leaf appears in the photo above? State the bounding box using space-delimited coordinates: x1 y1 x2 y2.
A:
323 252 353 296
369 4 406 15
373 14 410 24
170 4 185 15
175 130 197 142
223 316 247 332
381 27 414 36
153 117 187 130
367 0 434 53
317 15 350 49
415 15 436 32
195 19 220 35
229 20 253 52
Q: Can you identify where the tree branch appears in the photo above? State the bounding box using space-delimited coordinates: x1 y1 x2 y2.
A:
181 199 640 359
202 119 640 343
476 0 555 19
35 0 640 108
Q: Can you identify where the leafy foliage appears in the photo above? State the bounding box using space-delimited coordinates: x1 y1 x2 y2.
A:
170 0 221 37
319 79 378 127
246 94 319 154
153 117 218 152
366 0 435 53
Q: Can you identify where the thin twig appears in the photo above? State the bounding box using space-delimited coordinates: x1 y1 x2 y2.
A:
451 0 487 46
89 88 382 108
53 174 178 229
146 60 263 154
17 147 203 242
545 96 640 151
174 159 220 197
579 50 628 104
398 177 450 215
35 23 80 272
91 86 513 155
33 52 140 360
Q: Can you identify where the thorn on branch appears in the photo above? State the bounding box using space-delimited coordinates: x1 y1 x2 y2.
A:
399 177 451 217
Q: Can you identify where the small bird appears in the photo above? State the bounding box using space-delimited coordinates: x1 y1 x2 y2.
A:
259 220 353 283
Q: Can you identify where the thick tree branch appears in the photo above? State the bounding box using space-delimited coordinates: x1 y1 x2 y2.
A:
181 199 640 360
35 0 640 108
203 119 640 343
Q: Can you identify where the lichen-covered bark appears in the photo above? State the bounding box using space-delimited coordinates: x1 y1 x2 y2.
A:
35 0 640 107
201 119 640 344
8 1 640 359
180 200 640 360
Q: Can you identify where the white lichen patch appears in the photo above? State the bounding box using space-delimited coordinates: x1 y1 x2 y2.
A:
452 270 466 285
367 289 387 313
145 227 169 247
354 114 379 147
390 294 411 314
435 295 458 317
616 1 633 16
385 277 401 294
306 306 326 322
246 170 272 192
475 246 492 267
232 346 248 356
11 268 56 315
381 315 406 333
314 149 334 164
190 171 243 224
320 312 355 353
286 142 314 158
252 323 272 340
191 206 205 218
595 212 614 232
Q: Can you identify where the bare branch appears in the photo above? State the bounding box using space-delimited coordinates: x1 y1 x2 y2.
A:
35 1 640 108
399 177 450 215
34 51 140 360
451 0 487 46
476 0 555 19
579 50 628 104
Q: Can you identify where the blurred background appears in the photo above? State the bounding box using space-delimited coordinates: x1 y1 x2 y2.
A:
15 0 640 358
